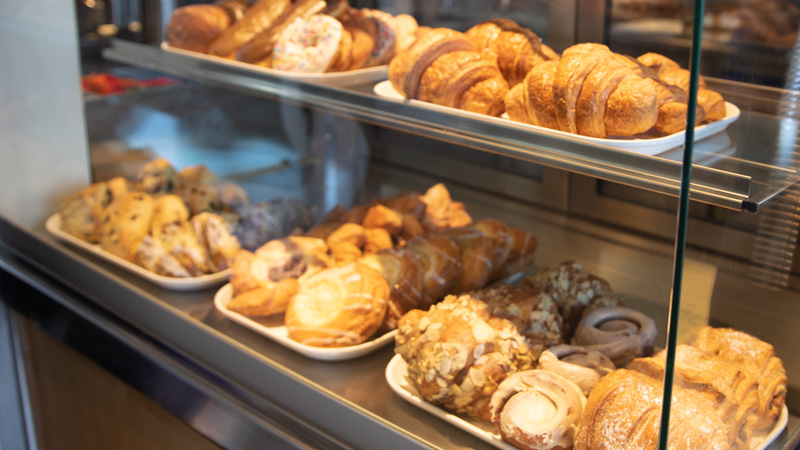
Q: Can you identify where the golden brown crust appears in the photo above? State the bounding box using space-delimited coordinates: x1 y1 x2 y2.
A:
404 234 462 307
166 4 231 54
359 247 424 332
697 88 727 122
99 192 155 262
285 261 389 347
59 181 112 244
604 75 659 136
209 0 291 58
575 53 643 138
388 28 474 99
553 43 613 133
574 369 731 450
435 227 495 294
472 218 514 282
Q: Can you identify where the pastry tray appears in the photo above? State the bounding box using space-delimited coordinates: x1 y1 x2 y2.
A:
161 43 388 87
214 283 397 361
373 80 741 156
46 213 231 291
385 354 788 450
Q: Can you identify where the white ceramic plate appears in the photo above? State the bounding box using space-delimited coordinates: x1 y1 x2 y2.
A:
373 80 741 156
214 283 397 361
161 43 388 87
46 213 231 291
385 354 788 450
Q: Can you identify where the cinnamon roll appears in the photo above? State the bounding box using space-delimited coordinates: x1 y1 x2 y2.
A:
536 344 615 396
572 306 657 367
489 370 586 450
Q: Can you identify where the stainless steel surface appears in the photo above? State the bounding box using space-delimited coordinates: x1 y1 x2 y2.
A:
102 40 800 212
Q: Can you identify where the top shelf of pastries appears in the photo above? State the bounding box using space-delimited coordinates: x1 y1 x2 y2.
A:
102 1 800 213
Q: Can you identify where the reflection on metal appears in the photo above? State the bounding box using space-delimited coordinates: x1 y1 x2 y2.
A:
750 35 800 288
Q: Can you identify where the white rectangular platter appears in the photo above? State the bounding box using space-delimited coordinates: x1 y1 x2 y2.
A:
385 354 787 450
161 43 388 87
46 213 231 291
214 283 397 361
373 80 740 156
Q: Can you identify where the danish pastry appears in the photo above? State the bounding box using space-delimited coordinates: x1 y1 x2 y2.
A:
285 261 389 347
489 370 586 450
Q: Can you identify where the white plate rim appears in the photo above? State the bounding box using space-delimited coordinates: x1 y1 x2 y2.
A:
46 213 231 291
385 354 788 450
372 80 740 156
161 42 388 85
214 283 397 361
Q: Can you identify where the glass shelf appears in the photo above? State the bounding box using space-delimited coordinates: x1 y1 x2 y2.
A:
103 39 800 212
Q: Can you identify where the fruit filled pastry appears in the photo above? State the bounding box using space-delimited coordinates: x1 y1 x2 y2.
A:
689 326 787 430
535 344 615 396
233 198 317 252
227 236 332 317
572 306 657 368
285 261 389 347
388 27 509 116
628 345 760 448
489 370 586 450
395 294 538 421
574 369 730 450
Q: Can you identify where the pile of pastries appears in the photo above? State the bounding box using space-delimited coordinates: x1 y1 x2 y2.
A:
388 18 728 138
226 183 539 347
166 0 429 73
394 260 788 450
58 157 315 277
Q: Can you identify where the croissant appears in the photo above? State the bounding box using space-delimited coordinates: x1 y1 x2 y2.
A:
388 28 509 116
507 46 728 138
574 369 731 450
465 19 559 87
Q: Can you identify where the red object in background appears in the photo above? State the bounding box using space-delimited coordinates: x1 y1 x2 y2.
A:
81 73 177 95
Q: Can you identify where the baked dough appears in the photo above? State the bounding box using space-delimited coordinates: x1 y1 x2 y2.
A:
285 261 389 347
536 344 615 395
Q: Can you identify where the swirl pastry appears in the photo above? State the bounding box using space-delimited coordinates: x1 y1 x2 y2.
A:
690 326 787 430
404 234 462 307
629 345 760 448
574 369 730 450
359 247 424 333
572 306 657 367
285 261 389 347
489 370 586 450
536 344 615 396
395 294 537 421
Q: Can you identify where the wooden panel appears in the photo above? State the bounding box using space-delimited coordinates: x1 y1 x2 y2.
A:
17 318 221 450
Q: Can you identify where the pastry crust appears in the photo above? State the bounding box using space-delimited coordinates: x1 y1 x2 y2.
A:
191 211 241 272
572 305 657 367
489 370 586 450
166 4 231 54
59 181 112 243
359 247 424 332
99 192 155 262
472 218 514 282
536 344 615 396
136 158 179 195
690 326 788 429
436 227 495 294
574 369 730 450
403 234 462 307
285 261 389 347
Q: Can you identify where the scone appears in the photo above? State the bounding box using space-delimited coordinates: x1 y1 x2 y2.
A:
99 192 155 262
151 194 190 240
285 262 389 347
136 158 179 195
59 181 112 243
177 184 221 216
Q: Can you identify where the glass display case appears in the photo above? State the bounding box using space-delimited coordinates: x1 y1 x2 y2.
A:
1 0 799 448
